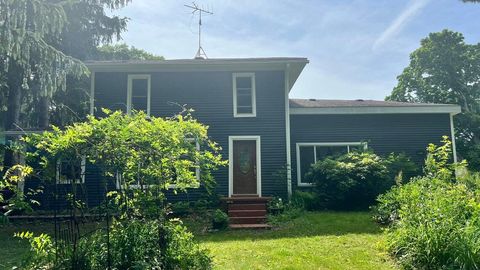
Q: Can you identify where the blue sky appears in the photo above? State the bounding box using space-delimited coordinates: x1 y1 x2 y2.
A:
114 0 480 100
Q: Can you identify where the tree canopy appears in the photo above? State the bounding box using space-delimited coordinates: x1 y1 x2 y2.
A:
96 44 164 61
0 0 132 169
387 30 480 170
21 110 225 215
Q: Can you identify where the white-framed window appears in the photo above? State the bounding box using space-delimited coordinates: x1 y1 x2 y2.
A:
233 73 256 117
129 138 201 189
56 156 86 184
127 74 151 115
296 142 367 187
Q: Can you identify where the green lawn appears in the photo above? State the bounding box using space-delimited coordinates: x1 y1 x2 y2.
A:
0 212 397 270
196 212 398 270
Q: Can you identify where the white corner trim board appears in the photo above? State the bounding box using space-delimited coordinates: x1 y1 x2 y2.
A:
284 64 292 198
228 135 262 197
450 113 458 163
90 71 95 115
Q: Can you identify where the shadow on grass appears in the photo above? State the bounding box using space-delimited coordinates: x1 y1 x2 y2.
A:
195 211 383 243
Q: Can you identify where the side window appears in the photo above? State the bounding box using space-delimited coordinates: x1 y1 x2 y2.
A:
233 73 256 117
56 156 86 184
297 143 367 186
127 74 151 115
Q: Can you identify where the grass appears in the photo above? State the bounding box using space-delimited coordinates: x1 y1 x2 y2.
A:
0 212 397 270
195 212 398 270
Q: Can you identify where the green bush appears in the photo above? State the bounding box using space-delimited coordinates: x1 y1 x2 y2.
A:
305 151 394 210
374 137 480 269
19 219 212 270
170 201 192 216
381 176 480 269
267 197 286 214
267 203 303 226
211 209 229 230
385 152 420 183
291 191 319 211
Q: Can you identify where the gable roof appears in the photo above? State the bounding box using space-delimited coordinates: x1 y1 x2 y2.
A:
289 99 461 115
86 57 308 92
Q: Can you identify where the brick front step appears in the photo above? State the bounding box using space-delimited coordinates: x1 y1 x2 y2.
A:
229 216 267 224
223 196 272 204
229 224 271 229
228 209 266 217
228 203 266 211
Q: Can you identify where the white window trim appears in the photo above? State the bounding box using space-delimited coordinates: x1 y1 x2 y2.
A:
129 139 201 190
232 73 256 118
127 74 151 116
296 142 367 187
228 135 262 197
56 156 86 185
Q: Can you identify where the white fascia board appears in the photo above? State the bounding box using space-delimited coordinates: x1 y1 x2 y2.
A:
86 59 308 73
290 105 462 115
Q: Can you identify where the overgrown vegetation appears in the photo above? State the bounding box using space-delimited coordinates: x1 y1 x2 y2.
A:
1 110 225 269
374 137 480 270
304 151 418 210
211 209 229 230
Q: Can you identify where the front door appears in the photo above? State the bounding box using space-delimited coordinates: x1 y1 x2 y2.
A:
232 140 257 195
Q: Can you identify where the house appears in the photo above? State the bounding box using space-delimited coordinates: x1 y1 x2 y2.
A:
23 57 461 226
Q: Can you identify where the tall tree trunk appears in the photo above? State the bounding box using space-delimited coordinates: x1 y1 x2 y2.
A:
3 62 23 172
38 96 49 130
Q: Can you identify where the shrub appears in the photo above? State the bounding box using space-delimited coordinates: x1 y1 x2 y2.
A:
267 197 286 214
170 201 192 216
267 202 303 226
375 137 480 269
382 176 480 269
305 151 393 210
291 191 319 211
19 219 212 270
385 152 420 184
211 209 229 230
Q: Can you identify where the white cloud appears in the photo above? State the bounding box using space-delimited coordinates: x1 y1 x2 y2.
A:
372 0 431 50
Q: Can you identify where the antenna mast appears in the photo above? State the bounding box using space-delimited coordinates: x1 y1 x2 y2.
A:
185 2 213 59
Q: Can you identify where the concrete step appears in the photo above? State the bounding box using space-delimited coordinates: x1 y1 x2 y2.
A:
229 216 266 224
228 209 266 217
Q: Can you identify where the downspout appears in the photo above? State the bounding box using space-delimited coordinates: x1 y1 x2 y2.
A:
285 64 292 198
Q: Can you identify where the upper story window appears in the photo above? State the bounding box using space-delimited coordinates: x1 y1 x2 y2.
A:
127 74 151 115
296 142 367 187
233 73 256 117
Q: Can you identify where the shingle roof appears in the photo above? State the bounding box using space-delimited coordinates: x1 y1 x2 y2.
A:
289 99 454 108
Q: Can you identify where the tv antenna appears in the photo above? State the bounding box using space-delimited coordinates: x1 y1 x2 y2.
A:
185 2 213 59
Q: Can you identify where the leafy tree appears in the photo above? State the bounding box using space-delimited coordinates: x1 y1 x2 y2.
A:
387 30 480 170
96 43 164 61
0 0 131 170
23 109 225 215
3 110 222 269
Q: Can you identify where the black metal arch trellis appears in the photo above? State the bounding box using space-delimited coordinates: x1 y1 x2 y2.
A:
52 162 113 269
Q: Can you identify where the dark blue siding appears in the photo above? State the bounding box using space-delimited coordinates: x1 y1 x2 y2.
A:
89 70 288 203
290 113 452 190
